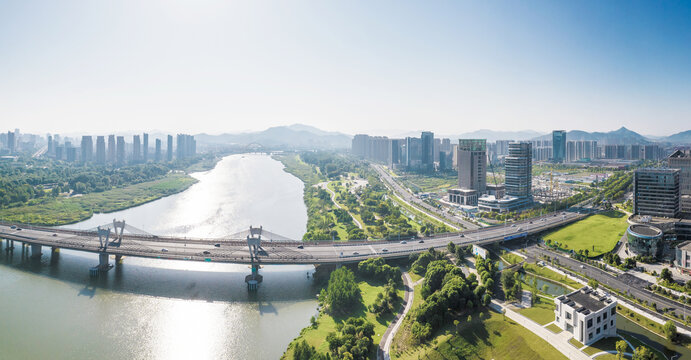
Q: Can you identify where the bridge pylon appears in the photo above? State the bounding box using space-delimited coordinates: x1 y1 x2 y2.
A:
245 226 264 291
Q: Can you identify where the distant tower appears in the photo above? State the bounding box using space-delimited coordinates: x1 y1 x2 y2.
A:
552 130 566 163
166 135 173 161
132 135 141 163
96 136 106 164
81 136 93 163
116 136 125 166
155 138 162 162
107 135 116 163
143 133 149 162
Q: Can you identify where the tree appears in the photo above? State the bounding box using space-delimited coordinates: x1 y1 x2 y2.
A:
663 320 678 342
660 268 673 283
588 279 599 290
322 268 361 314
447 241 456 255
615 340 627 360
631 346 656 360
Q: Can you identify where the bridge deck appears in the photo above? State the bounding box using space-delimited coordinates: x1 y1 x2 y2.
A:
0 211 588 265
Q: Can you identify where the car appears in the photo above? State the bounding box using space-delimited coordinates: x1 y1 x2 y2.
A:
460 234 465 237
517 227 522 231
511 224 516 227
16 228 21 231
297 245 304 249
529 221 533 224
52 233 58 237
418 240 424 244
400 241 407 244
381 248 388 252
203 250 211 255
214 243 221 247
10 225 16 229
352 251 359 255
161 248 169 252
580 265 585 269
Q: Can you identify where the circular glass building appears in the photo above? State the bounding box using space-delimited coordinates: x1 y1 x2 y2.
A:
626 224 663 257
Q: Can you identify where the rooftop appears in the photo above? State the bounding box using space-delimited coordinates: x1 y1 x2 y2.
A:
678 241 691 252
628 224 663 237
557 287 613 315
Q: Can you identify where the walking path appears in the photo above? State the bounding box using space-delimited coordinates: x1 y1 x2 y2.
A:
317 182 363 230
378 272 420 360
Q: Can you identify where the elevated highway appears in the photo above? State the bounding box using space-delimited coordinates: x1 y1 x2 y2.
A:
1 210 587 267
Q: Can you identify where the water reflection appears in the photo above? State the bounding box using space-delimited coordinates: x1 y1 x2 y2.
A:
0 154 318 360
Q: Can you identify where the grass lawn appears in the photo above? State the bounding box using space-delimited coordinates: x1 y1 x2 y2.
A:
392 309 567 360
582 336 621 356
0 173 197 225
408 271 423 283
518 301 556 325
523 263 582 290
273 154 323 186
502 252 524 265
569 337 584 349
543 210 628 257
618 332 667 360
398 173 458 193
546 323 562 333
282 278 404 359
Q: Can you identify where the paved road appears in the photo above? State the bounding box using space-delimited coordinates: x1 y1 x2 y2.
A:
0 210 584 266
372 164 479 230
378 273 417 360
526 245 691 331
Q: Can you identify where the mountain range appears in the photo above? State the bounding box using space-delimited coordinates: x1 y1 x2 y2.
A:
193 125 691 149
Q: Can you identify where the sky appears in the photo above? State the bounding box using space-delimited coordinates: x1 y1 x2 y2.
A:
1 0 690 136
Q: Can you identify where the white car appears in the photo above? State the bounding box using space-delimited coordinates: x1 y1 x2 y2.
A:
161 248 169 252
400 241 407 244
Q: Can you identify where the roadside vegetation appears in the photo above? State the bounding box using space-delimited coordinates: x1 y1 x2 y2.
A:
275 152 448 241
0 154 217 225
282 259 405 360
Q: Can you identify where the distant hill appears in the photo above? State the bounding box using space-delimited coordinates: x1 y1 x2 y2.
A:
661 130 691 144
533 127 651 145
195 124 351 149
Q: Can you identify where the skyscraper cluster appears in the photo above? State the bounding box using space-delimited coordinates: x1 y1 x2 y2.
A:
352 131 452 173
43 132 195 165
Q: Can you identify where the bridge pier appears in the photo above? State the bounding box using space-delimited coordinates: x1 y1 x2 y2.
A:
30 244 42 259
90 253 113 277
51 246 59 254
115 255 122 265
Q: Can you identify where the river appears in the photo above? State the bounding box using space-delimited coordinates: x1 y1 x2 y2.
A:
0 154 316 360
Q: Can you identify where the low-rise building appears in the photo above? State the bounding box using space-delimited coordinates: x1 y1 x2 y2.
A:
472 244 488 259
676 241 691 274
626 224 664 257
448 188 478 206
554 287 617 346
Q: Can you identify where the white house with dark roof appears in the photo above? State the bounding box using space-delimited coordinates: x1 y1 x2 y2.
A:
554 286 617 345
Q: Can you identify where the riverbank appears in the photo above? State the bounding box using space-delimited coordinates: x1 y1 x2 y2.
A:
0 173 198 225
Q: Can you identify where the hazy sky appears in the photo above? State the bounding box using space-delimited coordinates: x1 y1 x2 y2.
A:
1 1 690 136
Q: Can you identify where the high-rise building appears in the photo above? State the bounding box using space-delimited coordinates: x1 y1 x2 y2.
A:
389 139 402 168
116 136 126 166
634 168 680 218
155 139 162 162
457 139 487 195
352 134 370 158
505 142 533 200
55 145 64 160
107 135 116 163
669 150 691 215
47 135 53 156
143 133 149 162
7 131 16 154
167 135 173 161
176 134 196 159
421 131 434 172
96 136 106 164
133 135 141 163
552 130 566 163
405 137 421 169
81 136 93 163
65 141 77 162
433 138 441 163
